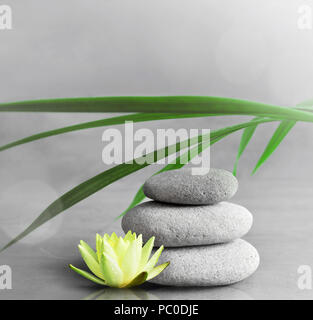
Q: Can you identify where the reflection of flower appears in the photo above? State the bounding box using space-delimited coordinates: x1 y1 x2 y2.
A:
82 287 159 300
69 231 169 288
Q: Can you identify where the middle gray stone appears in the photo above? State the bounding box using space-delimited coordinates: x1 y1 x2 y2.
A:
122 201 253 247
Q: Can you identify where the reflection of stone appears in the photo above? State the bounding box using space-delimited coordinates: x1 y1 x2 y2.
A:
82 288 159 300
81 285 253 300
150 286 253 300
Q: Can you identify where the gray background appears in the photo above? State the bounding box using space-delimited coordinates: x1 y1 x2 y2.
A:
1 0 313 299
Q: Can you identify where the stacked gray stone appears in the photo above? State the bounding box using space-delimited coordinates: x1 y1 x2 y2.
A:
122 168 259 286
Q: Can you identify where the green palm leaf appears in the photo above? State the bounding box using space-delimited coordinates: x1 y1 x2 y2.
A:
0 113 212 152
117 140 210 219
251 100 313 174
118 126 232 218
233 101 313 176
0 117 273 253
2 97 313 153
1 96 313 123
0 131 210 252
1 96 313 256
297 99 313 109
232 117 262 176
252 120 296 174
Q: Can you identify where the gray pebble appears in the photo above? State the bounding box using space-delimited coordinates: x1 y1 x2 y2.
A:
122 201 252 247
149 239 259 286
143 168 238 205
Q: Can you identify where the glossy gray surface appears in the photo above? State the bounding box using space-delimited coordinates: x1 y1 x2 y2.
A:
1 178 313 300
1 0 313 300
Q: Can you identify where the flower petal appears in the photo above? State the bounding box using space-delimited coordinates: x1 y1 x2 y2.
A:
136 234 143 266
78 244 103 279
139 236 155 271
102 240 118 260
109 232 118 247
96 234 103 262
123 272 148 288
100 252 124 287
80 240 97 261
110 232 118 241
121 239 139 283
124 230 133 241
115 237 129 263
147 262 170 280
144 245 164 272
69 264 106 285
103 233 110 241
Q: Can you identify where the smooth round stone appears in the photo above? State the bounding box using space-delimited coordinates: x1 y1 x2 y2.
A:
143 168 238 205
149 239 259 287
122 201 252 247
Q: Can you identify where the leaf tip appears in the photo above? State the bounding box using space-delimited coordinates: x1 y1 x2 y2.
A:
251 166 258 175
69 264 76 271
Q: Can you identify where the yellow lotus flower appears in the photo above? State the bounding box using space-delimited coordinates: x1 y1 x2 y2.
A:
69 231 170 288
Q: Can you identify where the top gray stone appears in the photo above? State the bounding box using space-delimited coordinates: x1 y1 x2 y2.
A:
143 168 238 205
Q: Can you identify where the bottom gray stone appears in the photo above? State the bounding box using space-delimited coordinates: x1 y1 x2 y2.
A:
149 239 259 287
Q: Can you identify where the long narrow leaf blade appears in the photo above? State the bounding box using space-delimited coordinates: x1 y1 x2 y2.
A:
0 131 209 252
119 127 235 218
0 113 212 152
251 99 312 174
1 96 313 123
1 98 313 154
252 120 296 174
0 117 274 253
296 99 313 109
233 117 261 176
120 115 265 219
117 139 211 218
